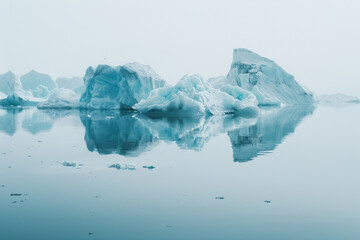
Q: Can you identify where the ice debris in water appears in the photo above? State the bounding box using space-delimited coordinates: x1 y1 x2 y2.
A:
109 163 136 170
209 48 314 106
62 161 77 167
10 193 23 196
215 197 225 200
37 88 80 109
135 74 258 116
79 63 166 109
143 165 155 169
264 200 271 203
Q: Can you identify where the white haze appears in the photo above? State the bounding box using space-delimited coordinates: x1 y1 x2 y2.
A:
0 0 359 96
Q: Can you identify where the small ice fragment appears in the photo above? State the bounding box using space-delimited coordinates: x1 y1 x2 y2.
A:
10 193 22 196
12 201 17 204
109 163 133 170
1 185 5 187
127 165 136 170
143 165 155 169
62 162 76 167
109 163 121 169
1 152 6 155
8 166 12 168
264 200 271 203
215 197 225 200
165 225 172 228
88 232 93 236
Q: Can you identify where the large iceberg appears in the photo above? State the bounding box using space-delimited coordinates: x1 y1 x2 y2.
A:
135 74 258 116
37 88 80 109
209 48 314 106
0 71 22 95
20 70 56 98
80 63 166 109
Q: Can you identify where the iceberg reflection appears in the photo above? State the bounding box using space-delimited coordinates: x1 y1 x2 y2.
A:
0 105 314 162
80 110 157 157
229 105 314 162
80 105 313 161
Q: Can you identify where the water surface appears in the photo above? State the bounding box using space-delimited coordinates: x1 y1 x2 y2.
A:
0 105 359 240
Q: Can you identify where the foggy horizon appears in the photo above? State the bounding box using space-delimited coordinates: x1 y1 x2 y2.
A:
1 0 359 96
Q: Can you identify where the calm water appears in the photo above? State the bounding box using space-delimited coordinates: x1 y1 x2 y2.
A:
0 105 359 240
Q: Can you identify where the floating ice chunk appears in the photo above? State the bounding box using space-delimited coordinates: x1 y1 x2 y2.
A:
209 48 314 106
143 165 155 169
62 161 76 167
37 88 80 109
135 74 258 116
80 63 166 109
0 71 22 95
109 163 135 170
317 93 360 104
20 70 56 98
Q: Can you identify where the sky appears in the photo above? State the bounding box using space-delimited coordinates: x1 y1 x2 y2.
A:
1 0 359 96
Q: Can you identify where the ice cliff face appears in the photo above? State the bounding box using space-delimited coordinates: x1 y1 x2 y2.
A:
209 48 314 106
79 63 166 109
135 74 258 116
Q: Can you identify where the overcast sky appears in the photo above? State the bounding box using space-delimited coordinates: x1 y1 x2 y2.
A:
1 0 359 96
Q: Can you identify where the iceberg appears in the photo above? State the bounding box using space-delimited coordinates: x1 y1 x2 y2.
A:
0 91 6 100
0 71 22 95
0 89 45 107
37 88 80 109
209 48 314 106
80 63 166 109
20 70 56 98
317 93 360 104
135 74 258 116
